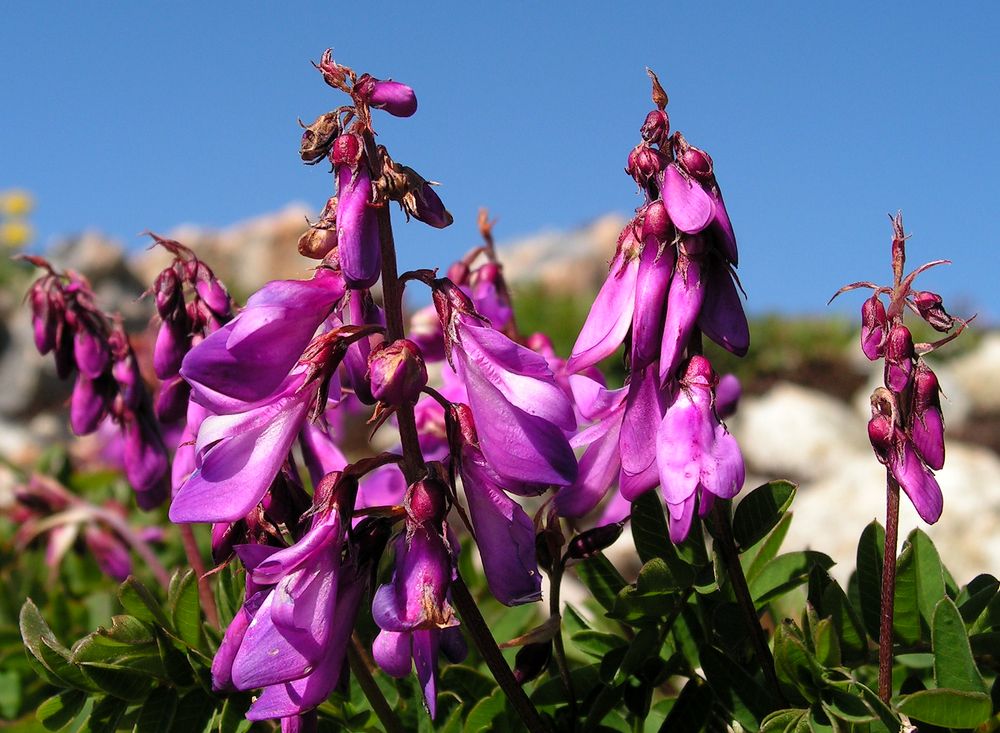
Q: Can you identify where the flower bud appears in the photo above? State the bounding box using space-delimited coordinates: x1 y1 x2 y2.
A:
29 285 59 354
641 200 671 245
911 362 944 470
513 641 552 685
299 111 341 163
679 145 713 181
73 323 109 379
368 339 428 406
153 318 190 380
192 262 231 317
331 133 363 169
867 412 894 458
715 373 742 419
83 526 131 581
153 267 182 320
211 520 246 564
640 109 670 147
355 74 418 118
404 477 449 526
682 354 717 389
155 374 190 424
565 521 625 561
861 294 887 361
70 374 111 435
912 291 955 333
884 325 914 393
112 352 142 411
626 144 667 189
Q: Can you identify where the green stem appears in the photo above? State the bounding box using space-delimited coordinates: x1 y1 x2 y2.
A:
549 558 577 728
348 633 403 733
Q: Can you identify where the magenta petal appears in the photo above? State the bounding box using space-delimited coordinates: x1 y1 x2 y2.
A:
709 189 739 265
666 495 697 543
654 392 704 507
462 449 542 605
555 407 624 517
702 424 745 500
659 251 706 381
70 374 108 435
231 591 318 690
412 629 440 719
890 440 943 524
73 328 109 379
597 490 632 526
631 240 675 370
619 365 664 482
211 591 265 691
124 415 168 500
269 559 338 652
373 631 412 678
458 318 575 430
153 320 188 380
458 357 577 486
357 464 407 510
169 382 311 523
369 80 418 117
912 409 945 471
567 252 639 374
698 260 749 357
663 164 714 234
298 422 348 488
337 164 381 288
568 374 626 422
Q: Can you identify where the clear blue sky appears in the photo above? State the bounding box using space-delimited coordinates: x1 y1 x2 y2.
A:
2 3 997 321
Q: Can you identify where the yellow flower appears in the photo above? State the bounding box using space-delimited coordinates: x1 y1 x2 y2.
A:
0 189 35 217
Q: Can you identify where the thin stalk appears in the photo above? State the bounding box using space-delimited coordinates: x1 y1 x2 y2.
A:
878 473 900 702
549 558 577 727
452 575 549 733
94 508 171 589
348 633 403 733
178 524 219 628
710 502 783 703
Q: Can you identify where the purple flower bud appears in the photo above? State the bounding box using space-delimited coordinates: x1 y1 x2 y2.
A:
884 325 914 393
83 526 131 581
355 74 418 117
679 145 714 181
123 413 169 508
631 230 674 371
565 522 625 560
333 134 380 289
368 339 427 406
407 177 452 228
911 362 944 470
154 318 190 380
29 285 59 354
662 164 714 234
112 351 142 411
861 294 888 361
627 144 667 189
373 524 456 632
867 412 894 455
513 641 552 685
299 111 341 163
912 290 956 332
153 267 182 320
155 374 191 424
193 261 231 317
404 477 448 526
715 373 742 419
73 323 109 379
640 109 670 147
70 373 111 435
659 245 706 381
697 257 749 358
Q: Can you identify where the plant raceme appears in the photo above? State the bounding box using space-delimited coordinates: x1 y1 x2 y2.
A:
16 54 985 733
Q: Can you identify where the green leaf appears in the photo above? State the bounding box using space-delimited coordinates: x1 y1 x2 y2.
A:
657 679 714 733
932 597 987 693
531 664 601 706
582 682 625 732
37 690 88 731
134 686 178 732
19 599 98 692
167 570 202 649
216 694 253 733
72 616 164 677
896 688 992 728
743 513 793 584
576 554 627 612
440 665 496 701
820 685 875 723
908 529 945 634
155 632 193 687
119 579 171 629
463 689 514 733
773 621 823 701
701 645 777 731
806 568 867 664
631 490 695 587
957 573 998 624
855 520 884 641
570 630 626 659
810 618 840 669
759 709 807 733
636 558 684 595
750 552 834 608
83 695 128 733
733 481 797 551
80 662 152 702
891 540 922 645
167 689 215 733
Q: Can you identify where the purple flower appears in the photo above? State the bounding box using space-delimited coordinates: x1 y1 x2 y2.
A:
355 74 418 117
332 133 381 288
368 339 427 406
861 294 888 361
911 362 945 471
646 356 744 542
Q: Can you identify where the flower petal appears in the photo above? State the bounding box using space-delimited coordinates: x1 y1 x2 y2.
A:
663 164 714 234
567 253 639 374
698 259 749 357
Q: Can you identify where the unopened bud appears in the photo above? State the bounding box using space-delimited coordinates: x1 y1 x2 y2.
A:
641 200 671 245
911 362 944 470
153 318 190 381
211 520 247 564
155 374 190 424
861 294 887 361
565 521 625 561
679 145 713 181
73 324 109 379
331 133 363 169
626 144 667 188
681 355 718 389
513 641 552 685
368 339 427 406
299 112 341 163
404 477 449 525
715 373 742 419
192 262 231 317
355 74 418 118
884 325 914 393
153 267 182 319
912 291 956 332
640 109 670 147
70 374 111 435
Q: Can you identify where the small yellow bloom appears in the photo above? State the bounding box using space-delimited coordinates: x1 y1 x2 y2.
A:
0 220 33 249
0 189 35 217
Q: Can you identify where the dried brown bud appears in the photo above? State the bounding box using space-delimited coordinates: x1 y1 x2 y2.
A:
299 112 341 164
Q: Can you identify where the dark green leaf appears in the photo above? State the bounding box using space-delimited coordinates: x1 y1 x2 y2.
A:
957 573 999 624
702 645 778 730
810 618 839 669
891 541 922 645
167 689 215 733
657 679 713 733
806 568 867 664
216 694 253 733
733 481 797 551
750 552 834 608
855 521 884 641
80 662 152 702
571 630 626 659
167 570 202 649
630 490 695 587
636 558 683 595
932 597 987 693
37 690 87 731
576 554 627 612
531 664 601 706
440 665 496 701
908 529 945 633
463 689 514 733
820 685 875 723
19 599 98 692
773 621 823 701
582 682 625 732
134 686 178 732
759 709 807 733
743 513 794 585
896 688 992 728
83 695 127 733
155 633 193 687
118 578 171 629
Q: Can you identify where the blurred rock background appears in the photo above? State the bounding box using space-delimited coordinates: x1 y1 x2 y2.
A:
2 203 998 584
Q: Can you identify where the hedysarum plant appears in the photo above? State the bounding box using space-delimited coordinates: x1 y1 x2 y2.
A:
13 53 997 733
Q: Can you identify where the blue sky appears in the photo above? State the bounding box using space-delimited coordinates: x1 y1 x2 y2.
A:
2 3 997 321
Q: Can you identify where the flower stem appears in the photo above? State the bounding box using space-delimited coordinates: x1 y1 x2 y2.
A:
348 633 403 733
710 502 783 703
452 575 550 732
878 472 900 702
549 557 577 727
94 507 171 589
178 524 219 628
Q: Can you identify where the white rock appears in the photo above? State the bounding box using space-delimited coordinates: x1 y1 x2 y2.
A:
729 382 868 482
850 359 972 428
951 333 1000 412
